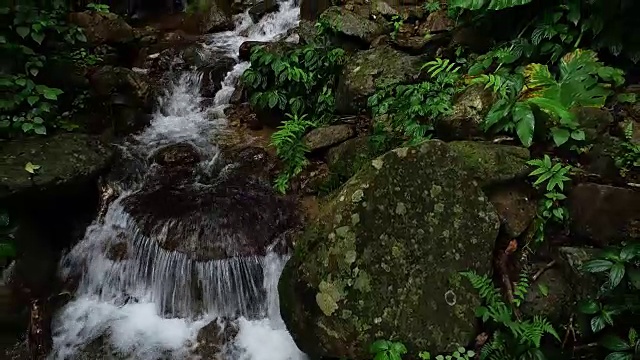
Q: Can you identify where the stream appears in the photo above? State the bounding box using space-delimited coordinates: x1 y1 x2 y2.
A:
49 2 307 359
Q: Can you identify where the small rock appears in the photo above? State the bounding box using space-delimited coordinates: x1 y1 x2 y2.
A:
151 143 202 167
487 184 536 238
568 183 640 246
303 125 355 151
371 0 398 18
248 0 280 23
418 10 454 35
326 136 382 180
194 319 239 358
521 264 573 323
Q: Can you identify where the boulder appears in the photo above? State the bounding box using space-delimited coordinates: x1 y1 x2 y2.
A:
121 146 297 261
300 0 332 21
568 183 640 246
90 65 155 111
0 134 113 201
521 265 574 323
182 0 233 34
279 140 500 359
200 56 238 97
436 84 496 140
418 10 455 35
336 46 423 114
319 6 391 45
447 141 531 187
303 125 355 151
572 107 614 142
248 0 280 23
486 184 536 239
193 319 239 358
151 143 202 167
69 11 134 45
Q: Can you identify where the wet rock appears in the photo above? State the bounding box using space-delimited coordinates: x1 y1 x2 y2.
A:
200 57 238 97
0 134 113 201
300 0 332 21
370 0 398 18
319 6 391 45
554 247 600 301
151 143 203 167
90 65 155 111
448 141 531 187
568 183 640 246
486 184 536 239
69 11 134 45
326 136 383 180
182 0 234 34
521 264 573 323
225 103 261 130
436 84 497 140
303 125 355 151
279 140 500 358
122 146 298 261
290 161 332 195
248 0 280 23
336 46 423 114
194 319 239 359
229 82 247 105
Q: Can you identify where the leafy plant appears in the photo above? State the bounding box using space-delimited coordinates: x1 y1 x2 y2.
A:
0 1 90 136
390 15 403 40
579 243 640 359
462 270 560 360
370 340 408 360
476 49 622 148
526 155 572 243
86 3 110 13
614 122 640 178
242 24 345 192
368 58 463 144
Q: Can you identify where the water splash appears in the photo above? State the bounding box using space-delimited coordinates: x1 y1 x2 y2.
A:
50 2 306 359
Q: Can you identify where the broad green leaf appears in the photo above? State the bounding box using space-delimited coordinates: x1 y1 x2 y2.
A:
527 97 573 121
16 26 30 38
577 299 599 314
31 31 45 45
513 102 535 147
591 315 607 333
537 283 549 296
604 353 633 360
27 96 39 106
21 123 33 132
571 129 586 141
34 124 46 135
551 127 571 146
608 262 625 289
600 334 631 351
390 342 407 355
370 340 391 353
582 259 614 273
29 67 39 76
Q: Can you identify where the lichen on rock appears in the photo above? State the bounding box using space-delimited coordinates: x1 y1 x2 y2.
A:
279 140 501 359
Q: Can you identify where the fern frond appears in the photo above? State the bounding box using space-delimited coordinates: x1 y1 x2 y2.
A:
512 272 530 307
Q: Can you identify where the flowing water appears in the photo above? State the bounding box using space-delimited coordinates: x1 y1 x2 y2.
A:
50 2 306 359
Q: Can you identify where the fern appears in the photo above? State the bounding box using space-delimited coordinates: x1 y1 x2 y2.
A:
270 113 316 193
462 271 560 360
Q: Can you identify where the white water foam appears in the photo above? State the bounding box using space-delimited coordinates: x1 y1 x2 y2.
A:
50 1 306 359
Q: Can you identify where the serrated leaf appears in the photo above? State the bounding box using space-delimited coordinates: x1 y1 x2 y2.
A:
609 262 625 289
600 334 631 351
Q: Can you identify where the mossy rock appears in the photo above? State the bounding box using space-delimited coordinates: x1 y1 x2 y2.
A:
319 6 390 44
326 136 384 180
279 140 500 359
335 46 423 114
448 141 531 188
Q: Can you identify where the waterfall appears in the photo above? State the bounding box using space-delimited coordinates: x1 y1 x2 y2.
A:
49 2 306 359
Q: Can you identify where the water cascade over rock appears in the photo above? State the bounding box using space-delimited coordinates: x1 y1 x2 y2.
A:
48 2 307 359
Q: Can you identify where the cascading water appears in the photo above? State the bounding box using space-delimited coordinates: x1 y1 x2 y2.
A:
50 2 307 359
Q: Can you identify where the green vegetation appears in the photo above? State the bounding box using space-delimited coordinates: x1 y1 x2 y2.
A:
0 1 105 137
242 20 345 192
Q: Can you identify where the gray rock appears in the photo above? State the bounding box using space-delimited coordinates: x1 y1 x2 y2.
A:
303 125 355 151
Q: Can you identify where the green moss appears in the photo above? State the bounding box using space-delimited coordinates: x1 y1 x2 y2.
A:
448 141 531 187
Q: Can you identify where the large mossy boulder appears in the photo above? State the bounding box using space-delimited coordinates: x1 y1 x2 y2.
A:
279 140 501 359
69 11 134 46
448 141 530 187
0 134 113 201
336 46 423 114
